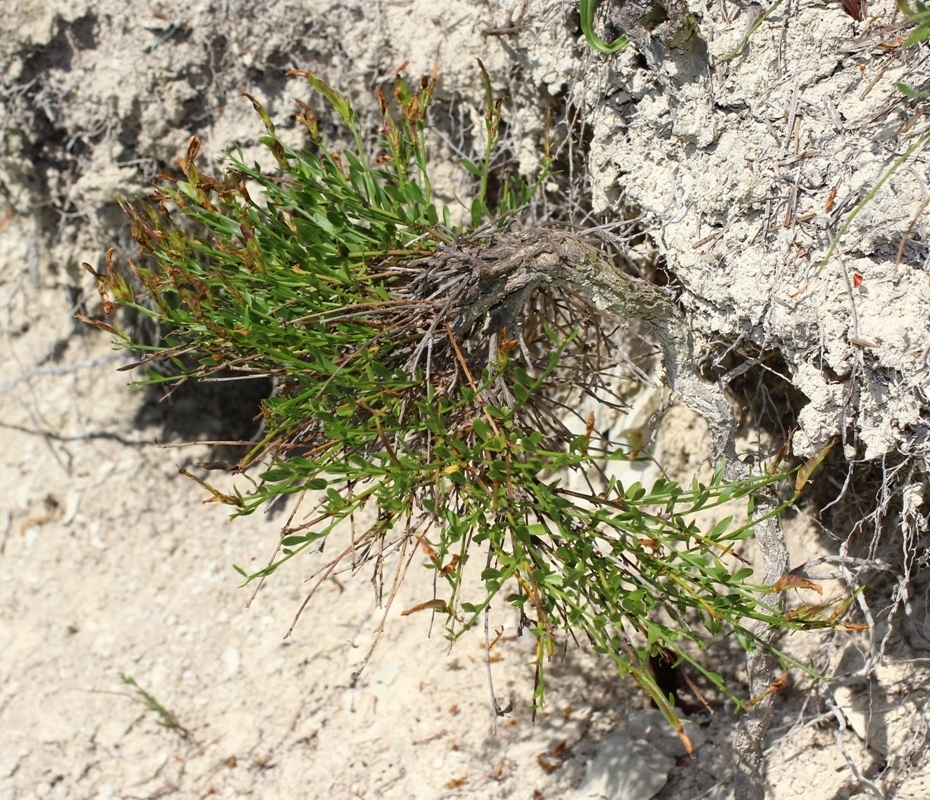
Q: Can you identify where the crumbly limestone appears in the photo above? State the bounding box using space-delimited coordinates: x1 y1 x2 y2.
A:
3 0 929 797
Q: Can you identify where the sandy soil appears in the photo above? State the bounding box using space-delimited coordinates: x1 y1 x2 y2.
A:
2 267 917 800
3 0 930 798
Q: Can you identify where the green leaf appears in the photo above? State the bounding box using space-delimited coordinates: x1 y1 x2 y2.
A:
303 74 355 127
472 417 494 440
896 82 930 98
708 516 734 540
460 158 482 176
260 468 294 482
796 440 834 492
579 0 631 54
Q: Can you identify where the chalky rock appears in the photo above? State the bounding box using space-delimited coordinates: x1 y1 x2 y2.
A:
574 731 674 800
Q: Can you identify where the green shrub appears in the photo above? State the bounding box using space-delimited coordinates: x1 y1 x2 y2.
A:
83 66 847 748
